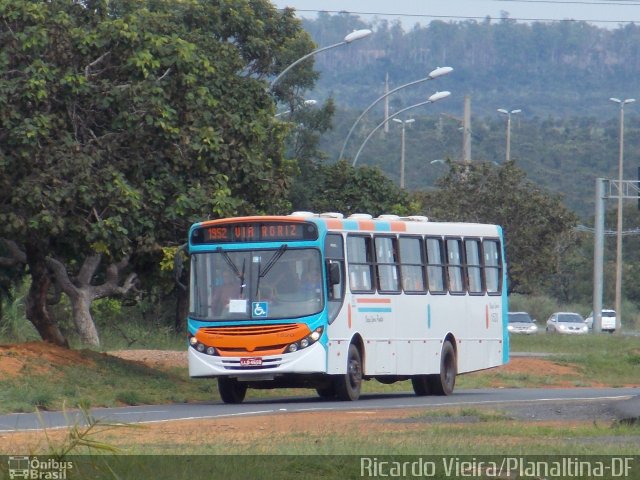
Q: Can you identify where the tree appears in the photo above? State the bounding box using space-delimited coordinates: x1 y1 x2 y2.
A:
417 161 579 294
291 160 418 216
0 0 312 346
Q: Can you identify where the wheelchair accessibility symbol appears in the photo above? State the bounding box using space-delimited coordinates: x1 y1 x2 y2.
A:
252 302 268 318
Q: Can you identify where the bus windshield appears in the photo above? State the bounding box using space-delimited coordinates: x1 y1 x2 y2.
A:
190 248 323 321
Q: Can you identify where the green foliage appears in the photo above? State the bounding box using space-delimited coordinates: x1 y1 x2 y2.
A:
291 159 417 215
0 0 318 342
0 0 308 256
39 406 127 456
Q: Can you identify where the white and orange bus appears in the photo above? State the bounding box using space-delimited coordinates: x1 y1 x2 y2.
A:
187 212 509 403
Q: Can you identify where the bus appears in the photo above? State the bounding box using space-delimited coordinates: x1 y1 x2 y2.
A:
186 212 509 404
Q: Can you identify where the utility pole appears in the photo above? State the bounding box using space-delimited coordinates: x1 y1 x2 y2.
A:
610 97 635 332
392 117 414 188
463 95 472 162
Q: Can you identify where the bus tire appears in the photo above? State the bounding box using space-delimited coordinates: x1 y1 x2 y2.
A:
218 377 247 404
411 375 430 396
428 341 456 396
334 343 363 401
316 384 337 399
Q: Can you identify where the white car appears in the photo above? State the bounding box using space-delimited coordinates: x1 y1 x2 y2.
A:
584 309 616 333
508 312 538 334
546 312 588 334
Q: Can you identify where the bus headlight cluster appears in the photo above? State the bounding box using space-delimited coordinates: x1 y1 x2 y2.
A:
189 335 218 356
286 327 323 353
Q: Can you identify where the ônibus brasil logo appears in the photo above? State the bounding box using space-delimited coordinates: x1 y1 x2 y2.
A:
8 456 73 479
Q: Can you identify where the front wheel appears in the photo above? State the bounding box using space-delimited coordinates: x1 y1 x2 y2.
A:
218 377 247 404
411 375 430 396
316 383 337 399
334 343 363 401
427 341 456 396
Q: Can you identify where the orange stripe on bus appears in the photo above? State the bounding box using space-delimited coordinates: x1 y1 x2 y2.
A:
356 297 391 304
390 221 407 232
195 324 311 356
348 304 352 329
485 305 490 329
325 218 343 230
358 220 376 231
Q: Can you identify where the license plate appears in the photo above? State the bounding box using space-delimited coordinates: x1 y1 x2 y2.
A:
240 357 262 366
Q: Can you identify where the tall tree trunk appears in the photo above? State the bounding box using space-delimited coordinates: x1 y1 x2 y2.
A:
68 289 101 346
24 245 68 348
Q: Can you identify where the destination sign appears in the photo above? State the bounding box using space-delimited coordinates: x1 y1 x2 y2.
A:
191 221 318 244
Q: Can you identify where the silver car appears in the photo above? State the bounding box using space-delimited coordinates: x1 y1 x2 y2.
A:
545 312 588 334
508 312 538 334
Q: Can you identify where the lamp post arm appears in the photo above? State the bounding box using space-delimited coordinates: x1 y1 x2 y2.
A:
352 100 431 167
339 76 434 161
351 90 450 167
269 41 344 90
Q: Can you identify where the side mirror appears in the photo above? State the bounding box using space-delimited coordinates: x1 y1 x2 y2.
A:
327 262 340 286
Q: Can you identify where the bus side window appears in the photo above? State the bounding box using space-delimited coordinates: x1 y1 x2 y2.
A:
446 238 465 294
399 236 426 293
347 235 375 292
465 238 484 294
375 236 400 293
425 237 446 293
483 239 502 294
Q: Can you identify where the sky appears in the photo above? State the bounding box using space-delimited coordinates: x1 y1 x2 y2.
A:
270 0 640 29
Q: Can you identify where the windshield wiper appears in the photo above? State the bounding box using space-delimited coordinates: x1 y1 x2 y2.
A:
217 247 246 296
255 245 287 296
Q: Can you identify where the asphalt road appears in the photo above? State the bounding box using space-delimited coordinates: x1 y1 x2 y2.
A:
1 387 638 433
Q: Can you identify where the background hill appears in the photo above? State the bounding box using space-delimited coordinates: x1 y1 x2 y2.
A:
294 13 640 219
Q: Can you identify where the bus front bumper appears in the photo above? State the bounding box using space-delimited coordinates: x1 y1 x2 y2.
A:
188 341 327 378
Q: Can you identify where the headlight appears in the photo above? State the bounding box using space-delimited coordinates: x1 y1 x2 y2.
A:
285 327 323 353
189 334 217 355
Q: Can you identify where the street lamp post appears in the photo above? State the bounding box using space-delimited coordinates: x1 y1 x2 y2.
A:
269 29 372 90
497 108 521 162
352 91 450 167
610 97 635 333
392 118 415 188
339 66 453 161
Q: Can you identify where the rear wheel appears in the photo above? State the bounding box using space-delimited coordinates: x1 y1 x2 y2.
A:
335 343 363 401
427 341 456 396
218 377 247 404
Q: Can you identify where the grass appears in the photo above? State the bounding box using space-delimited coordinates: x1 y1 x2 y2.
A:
71 409 640 456
0 350 216 414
